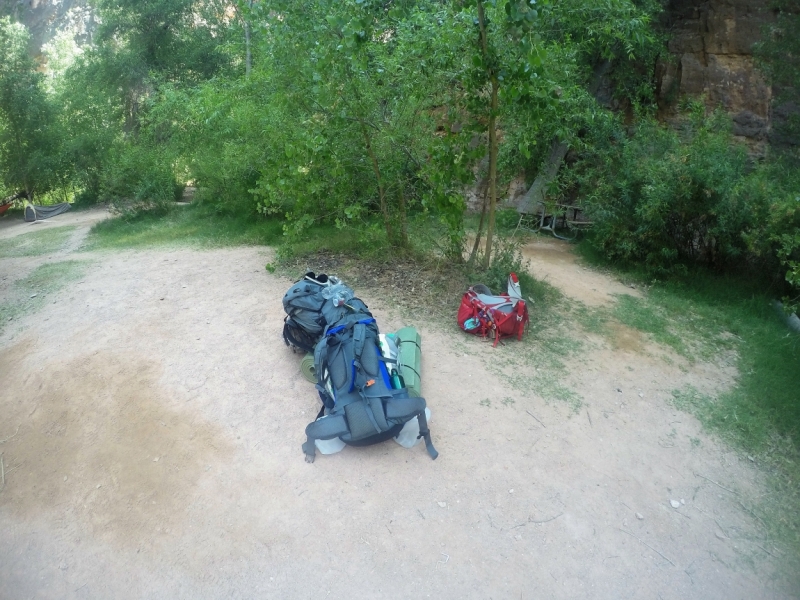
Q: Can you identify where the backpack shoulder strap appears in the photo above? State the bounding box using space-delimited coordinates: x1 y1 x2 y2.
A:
352 322 368 367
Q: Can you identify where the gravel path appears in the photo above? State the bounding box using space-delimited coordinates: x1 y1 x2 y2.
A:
0 210 791 599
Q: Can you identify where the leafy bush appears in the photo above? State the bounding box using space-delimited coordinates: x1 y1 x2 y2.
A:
466 236 534 296
569 108 760 275
495 209 522 232
565 106 800 305
99 142 180 215
755 150 800 309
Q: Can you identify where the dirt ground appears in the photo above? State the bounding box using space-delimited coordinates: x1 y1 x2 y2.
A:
0 211 794 599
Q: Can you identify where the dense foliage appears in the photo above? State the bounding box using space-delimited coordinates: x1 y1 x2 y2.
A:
0 0 797 300
564 106 800 302
567 108 752 272
753 1 800 307
0 17 64 201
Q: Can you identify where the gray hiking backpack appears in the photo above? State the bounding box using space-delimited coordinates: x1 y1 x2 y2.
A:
302 312 438 463
282 272 363 354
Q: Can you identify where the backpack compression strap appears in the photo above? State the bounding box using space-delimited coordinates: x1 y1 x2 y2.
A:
385 396 439 460
302 414 349 463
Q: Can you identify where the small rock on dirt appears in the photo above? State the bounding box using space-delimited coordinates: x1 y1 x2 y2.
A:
437 502 447 508
636 512 644 520
670 499 681 508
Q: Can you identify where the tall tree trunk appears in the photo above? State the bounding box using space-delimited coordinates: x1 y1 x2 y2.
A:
475 0 499 269
244 0 253 77
483 77 499 269
516 139 569 214
468 184 490 267
398 185 409 248
517 60 613 215
360 122 394 243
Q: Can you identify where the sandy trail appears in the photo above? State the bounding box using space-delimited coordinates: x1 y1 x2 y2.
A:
518 235 643 307
0 206 110 240
0 212 792 599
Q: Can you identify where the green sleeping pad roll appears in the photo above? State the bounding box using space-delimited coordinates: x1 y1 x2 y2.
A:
395 326 422 398
300 353 317 384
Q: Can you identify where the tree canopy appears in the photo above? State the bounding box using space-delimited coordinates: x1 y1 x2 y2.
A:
0 0 797 301
0 17 63 201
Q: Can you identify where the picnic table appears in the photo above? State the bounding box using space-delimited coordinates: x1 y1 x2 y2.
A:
515 200 593 240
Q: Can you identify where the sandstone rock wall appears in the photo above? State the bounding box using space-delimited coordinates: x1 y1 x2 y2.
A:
656 0 777 146
0 0 95 58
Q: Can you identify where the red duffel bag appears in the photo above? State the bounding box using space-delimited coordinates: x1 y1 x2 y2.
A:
457 273 529 347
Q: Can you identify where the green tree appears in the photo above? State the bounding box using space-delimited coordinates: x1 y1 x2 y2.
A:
91 0 230 133
754 1 800 307
583 110 755 274
240 0 456 249
54 0 236 206
449 0 655 266
0 17 63 202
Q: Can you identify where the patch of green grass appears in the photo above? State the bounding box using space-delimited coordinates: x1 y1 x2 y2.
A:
576 242 800 567
573 285 742 362
0 260 89 334
0 226 76 258
666 282 800 454
484 281 584 411
84 202 283 251
671 383 800 565
282 221 381 259
568 302 611 336
612 294 692 356
600 272 800 458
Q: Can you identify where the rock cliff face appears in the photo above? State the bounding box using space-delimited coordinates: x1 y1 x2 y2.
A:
656 0 777 146
0 0 95 57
